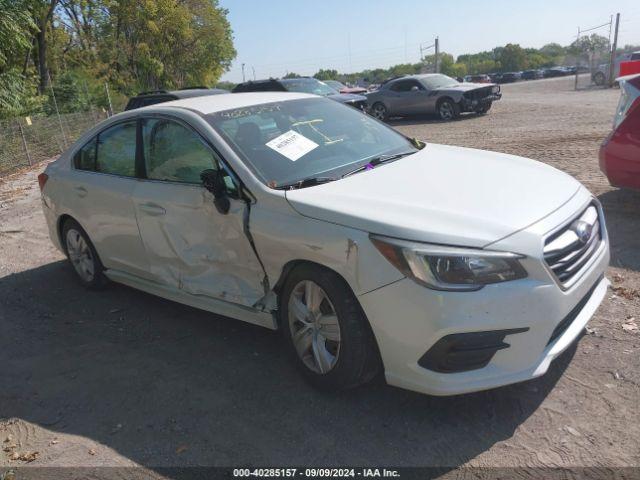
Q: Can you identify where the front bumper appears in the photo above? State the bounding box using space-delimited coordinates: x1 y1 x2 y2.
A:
461 93 502 111
358 195 610 396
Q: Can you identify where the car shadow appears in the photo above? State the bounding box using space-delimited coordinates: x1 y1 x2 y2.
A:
386 113 482 127
0 260 577 476
598 188 640 272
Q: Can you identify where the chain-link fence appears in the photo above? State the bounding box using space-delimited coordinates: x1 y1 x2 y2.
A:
0 108 110 176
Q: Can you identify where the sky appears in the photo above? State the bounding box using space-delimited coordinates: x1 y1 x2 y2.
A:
218 0 640 83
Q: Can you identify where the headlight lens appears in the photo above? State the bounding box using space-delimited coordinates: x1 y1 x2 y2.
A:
371 235 527 291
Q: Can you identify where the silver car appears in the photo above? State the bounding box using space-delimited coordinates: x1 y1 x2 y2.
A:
367 74 502 121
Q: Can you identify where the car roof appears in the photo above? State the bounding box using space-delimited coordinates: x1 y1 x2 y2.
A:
142 91 317 114
133 88 228 99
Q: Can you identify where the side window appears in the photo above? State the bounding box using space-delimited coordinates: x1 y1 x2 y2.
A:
142 118 237 194
390 80 422 92
95 122 137 177
74 138 97 171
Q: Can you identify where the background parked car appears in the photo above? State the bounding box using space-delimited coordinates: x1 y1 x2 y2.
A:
366 74 501 121
323 79 368 95
488 73 503 83
593 52 640 86
464 74 492 83
125 87 228 110
498 72 521 83
521 70 543 80
232 77 367 111
599 74 640 190
543 67 567 78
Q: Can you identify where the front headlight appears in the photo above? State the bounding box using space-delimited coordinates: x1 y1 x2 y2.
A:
370 235 527 291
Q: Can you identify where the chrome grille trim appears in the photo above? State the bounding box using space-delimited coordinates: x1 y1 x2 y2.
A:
543 204 603 287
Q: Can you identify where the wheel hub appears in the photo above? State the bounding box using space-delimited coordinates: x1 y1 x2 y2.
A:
66 229 95 282
288 280 341 374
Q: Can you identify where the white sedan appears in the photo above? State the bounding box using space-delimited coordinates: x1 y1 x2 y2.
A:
38 92 610 395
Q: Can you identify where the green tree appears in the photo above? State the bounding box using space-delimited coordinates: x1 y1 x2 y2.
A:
0 0 36 72
103 0 236 91
569 34 609 58
498 43 526 72
314 69 338 80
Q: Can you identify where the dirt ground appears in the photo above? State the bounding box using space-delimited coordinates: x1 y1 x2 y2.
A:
1 76 639 478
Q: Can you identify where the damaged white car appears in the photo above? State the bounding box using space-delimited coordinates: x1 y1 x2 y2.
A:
39 92 610 396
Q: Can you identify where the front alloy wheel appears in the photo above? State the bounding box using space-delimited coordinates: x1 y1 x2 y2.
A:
280 264 381 391
288 280 341 374
438 99 459 120
371 103 387 121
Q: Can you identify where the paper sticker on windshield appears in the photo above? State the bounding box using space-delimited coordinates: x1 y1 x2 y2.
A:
266 130 318 161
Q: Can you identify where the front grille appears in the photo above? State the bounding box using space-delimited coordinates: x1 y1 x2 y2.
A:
543 204 603 286
463 86 493 101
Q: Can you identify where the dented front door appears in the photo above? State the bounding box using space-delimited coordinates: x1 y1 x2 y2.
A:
132 180 265 307
131 116 265 307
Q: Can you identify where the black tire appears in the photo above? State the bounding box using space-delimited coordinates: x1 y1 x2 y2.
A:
437 98 460 121
475 102 492 114
279 264 381 391
371 102 388 121
61 218 108 289
593 71 606 86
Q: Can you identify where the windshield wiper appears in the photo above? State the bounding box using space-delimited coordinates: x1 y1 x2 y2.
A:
341 151 416 178
275 176 336 190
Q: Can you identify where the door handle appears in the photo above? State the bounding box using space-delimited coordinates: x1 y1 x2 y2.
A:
74 186 88 198
139 203 166 216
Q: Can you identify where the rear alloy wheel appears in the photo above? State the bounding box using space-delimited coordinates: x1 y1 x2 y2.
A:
63 219 107 289
280 265 381 391
371 103 388 121
438 98 460 121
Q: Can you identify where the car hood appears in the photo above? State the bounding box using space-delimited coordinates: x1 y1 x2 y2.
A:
327 92 367 103
284 144 581 247
441 82 497 92
341 87 368 94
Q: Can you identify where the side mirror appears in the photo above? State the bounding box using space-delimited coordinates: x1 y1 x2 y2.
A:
410 85 420 92
200 169 230 215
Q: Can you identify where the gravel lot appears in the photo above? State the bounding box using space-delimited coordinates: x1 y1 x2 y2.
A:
1 76 639 478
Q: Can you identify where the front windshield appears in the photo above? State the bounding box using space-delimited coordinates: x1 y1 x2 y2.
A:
420 74 459 89
206 98 417 187
280 78 338 96
324 80 345 90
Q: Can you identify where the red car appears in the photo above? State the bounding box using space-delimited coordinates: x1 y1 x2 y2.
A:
323 79 368 95
599 74 640 190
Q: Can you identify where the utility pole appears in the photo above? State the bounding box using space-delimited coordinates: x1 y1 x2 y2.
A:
242 63 246 82
609 13 620 87
574 27 580 90
434 37 440 73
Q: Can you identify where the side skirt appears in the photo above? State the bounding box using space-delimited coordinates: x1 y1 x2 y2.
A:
104 269 277 330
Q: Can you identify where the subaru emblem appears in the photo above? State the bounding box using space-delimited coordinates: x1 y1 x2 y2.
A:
573 220 593 244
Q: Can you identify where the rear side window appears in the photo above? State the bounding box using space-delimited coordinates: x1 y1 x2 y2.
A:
74 138 97 171
142 118 218 184
95 122 137 177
